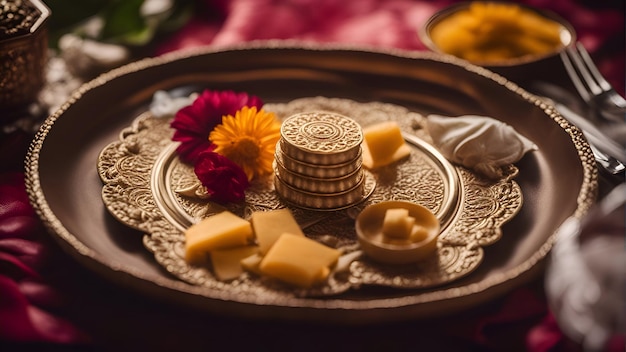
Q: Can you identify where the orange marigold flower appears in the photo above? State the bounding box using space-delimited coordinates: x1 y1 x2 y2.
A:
209 106 281 181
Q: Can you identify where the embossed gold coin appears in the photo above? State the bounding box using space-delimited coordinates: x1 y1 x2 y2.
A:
279 111 363 165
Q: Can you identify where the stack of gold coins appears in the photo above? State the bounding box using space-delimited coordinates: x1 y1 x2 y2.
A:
274 111 366 210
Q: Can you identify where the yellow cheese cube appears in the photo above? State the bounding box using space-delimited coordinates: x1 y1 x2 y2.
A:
362 121 411 169
363 121 404 161
409 225 430 242
210 245 259 281
184 211 253 264
240 252 264 275
314 266 331 283
250 208 304 254
382 208 415 239
259 233 341 288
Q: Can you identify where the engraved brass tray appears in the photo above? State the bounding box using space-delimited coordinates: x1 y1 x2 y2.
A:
25 43 597 323
98 96 523 297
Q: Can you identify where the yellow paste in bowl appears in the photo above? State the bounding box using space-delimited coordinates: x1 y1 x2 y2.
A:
429 2 566 63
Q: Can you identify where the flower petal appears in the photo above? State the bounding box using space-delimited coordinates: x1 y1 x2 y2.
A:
170 89 263 163
194 151 249 203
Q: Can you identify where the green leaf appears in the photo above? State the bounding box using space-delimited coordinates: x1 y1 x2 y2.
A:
46 0 196 47
99 0 148 44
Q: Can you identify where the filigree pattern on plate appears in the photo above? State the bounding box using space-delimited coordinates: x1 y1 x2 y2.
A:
97 96 523 297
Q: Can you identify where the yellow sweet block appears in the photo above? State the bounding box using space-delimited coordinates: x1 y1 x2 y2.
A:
381 208 415 239
362 121 411 169
240 252 264 276
210 245 259 281
184 211 253 264
363 122 404 161
250 208 304 254
409 225 430 242
259 233 341 288
314 266 331 284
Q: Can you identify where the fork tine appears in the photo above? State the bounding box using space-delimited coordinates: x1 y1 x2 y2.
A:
561 44 593 102
573 42 613 92
561 41 626 124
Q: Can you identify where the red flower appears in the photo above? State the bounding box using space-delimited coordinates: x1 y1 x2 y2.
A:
170 89 263 163
194 151 250 203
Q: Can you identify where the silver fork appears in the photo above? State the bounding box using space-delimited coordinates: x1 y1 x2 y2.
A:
561 42 626 124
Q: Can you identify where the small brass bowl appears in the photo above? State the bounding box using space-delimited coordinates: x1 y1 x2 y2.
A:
420 1 576 86
356 201 440 265
275 142 362 179
420 1 575 67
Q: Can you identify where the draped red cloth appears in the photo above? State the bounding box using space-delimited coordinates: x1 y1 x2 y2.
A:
157 0 624 95
1 0 624 350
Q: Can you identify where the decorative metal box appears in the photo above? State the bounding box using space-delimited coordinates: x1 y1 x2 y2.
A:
0 0 50 111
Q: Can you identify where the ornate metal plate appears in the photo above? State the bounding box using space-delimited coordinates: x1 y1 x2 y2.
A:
97 96 523 297
26 43 598 323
